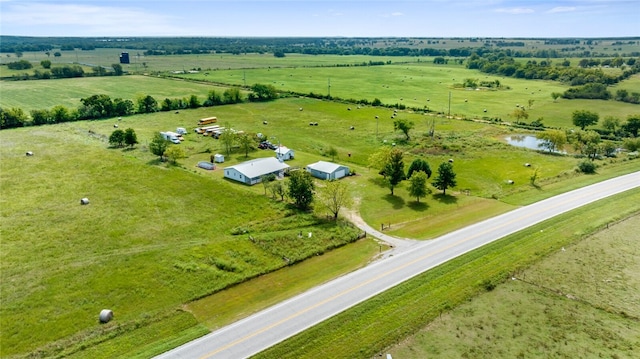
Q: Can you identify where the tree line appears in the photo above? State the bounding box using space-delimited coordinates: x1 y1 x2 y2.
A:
467 52 640 102
0 83 278 129
3 36 639 59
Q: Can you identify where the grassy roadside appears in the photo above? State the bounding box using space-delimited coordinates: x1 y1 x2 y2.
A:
56 239 381 359
389 215 640 358
255 188 640 358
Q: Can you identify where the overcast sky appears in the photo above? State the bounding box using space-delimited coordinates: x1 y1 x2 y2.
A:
1 0 638 38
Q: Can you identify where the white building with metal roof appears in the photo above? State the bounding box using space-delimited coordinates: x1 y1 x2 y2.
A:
224 157 290 185
306 161 350 180
274 146 295 161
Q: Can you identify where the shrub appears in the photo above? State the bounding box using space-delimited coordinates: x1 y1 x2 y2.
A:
577 160 597 174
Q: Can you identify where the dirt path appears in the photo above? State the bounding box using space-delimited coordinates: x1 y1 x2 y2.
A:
343 208 420 260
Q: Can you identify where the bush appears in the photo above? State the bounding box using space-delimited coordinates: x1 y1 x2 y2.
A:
577 160 597 174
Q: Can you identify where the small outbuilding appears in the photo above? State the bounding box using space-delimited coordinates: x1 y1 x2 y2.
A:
306 161 350 180
224 157 290 185
214 154 225 163
274 146 294 161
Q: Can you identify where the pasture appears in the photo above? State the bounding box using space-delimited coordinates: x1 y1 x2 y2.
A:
387 214 640 359
1 48 639 358
3 59 638 128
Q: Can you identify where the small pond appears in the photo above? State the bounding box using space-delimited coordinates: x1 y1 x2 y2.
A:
505 135 544 150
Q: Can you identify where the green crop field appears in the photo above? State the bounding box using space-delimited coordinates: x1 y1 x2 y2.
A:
2 48 639 358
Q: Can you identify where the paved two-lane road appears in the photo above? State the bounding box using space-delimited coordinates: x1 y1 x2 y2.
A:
156 171 640 359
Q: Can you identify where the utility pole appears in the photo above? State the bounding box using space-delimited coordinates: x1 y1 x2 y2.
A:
328 78 331 98
448 91 451 118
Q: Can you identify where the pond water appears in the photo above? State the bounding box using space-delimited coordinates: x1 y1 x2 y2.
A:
505 135 543 150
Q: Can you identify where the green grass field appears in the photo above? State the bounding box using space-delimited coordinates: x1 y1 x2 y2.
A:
387 214 640 359
256 190 640 359
2 49 639 358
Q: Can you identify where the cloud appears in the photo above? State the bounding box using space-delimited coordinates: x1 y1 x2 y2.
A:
391 12 404 16
495 7 535 14
547 6 577 13
1 2 186 36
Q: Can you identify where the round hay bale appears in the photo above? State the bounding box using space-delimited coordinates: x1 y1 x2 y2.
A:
80 198 90 205
26 151 34 156
448 158 454 163
114 124 118 128
99 309 113 323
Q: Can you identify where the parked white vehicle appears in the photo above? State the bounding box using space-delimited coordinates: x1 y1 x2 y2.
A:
160 132 181 144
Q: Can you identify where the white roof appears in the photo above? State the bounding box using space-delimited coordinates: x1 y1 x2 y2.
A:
226 157 289 178
307 161 345 173
274 146 293 155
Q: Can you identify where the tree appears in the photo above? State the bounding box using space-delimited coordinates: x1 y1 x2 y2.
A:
384 148 405 195
602 116 621 134
51 105 73 123
317 180 352 220
537 129 567 153
237 132 254 157
433 162 457 195
408 172 430 203
40 60 51 69
406 158 432 179
327 146 338 161
113 98 134 116
572 110 599 130
124 128 138 147
219 125 237 156
164 145 186 164
270 181 287 201
111 63 124 76
149 132 169 160
511 107 529 122
261 174 276 195
188 94 200 108
393 118 414 140
623 115 640 137
30 109 52 125
136 95 158 114
551 92 562 102
79 94 114 119
203 90 223 106
109 129 126 147
527 99 535 109
570 130 601 160
287 170 315 210
0 107 27 129
623 138 640 152
248 83 278 102
223 88 243 104
368 147 392 176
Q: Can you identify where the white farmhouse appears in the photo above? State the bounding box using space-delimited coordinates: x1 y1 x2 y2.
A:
224 157 290 185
